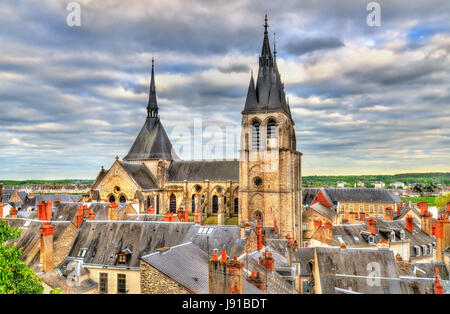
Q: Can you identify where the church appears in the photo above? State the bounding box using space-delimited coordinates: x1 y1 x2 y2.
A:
84 16 303 244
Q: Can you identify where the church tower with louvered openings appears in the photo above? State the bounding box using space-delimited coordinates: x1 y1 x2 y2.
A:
239 15 303 245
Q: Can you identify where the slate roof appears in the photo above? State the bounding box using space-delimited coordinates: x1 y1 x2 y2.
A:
68 221 194 268
168 160 239 182
141 242 264 294
294 247 315 276
120 161 159 190
331 217 435 258
186 225 245 258
322 188 400 205
121 214 164 221
309 202 337 221
314 247 409 294
397 202 421 220
6 219 72 272
37 269 97 294
302 188 320 206
123 117 178 161
52 202 128 222
398 262 449 280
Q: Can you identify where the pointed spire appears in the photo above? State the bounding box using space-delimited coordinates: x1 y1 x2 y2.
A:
244 71 258 111
147 58 158 118
260 14 273 63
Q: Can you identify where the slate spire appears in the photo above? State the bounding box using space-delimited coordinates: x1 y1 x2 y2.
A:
242 15 291 119
147 58 158 118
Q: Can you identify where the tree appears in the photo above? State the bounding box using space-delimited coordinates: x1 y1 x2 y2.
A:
436 193 450 210
0 219 43 294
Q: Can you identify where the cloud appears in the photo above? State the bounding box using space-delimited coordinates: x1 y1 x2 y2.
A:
0 0 449 179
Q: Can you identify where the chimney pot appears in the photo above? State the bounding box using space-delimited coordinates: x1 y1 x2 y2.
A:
405 215 414 233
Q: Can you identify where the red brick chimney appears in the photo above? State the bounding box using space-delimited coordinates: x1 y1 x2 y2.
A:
9 206 18 218
273 217 278 234
417 201 428 216
367 217 377 234
40 222 54 272
209 250 244 294
259 251 274 271
74 206 84 228
447 202 450 215
108 202 118 220
434 267 443 295
0 203 3 218
405 215 414 233
256 221 263 251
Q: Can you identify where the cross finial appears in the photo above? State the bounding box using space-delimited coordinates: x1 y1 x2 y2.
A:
264 13 268 34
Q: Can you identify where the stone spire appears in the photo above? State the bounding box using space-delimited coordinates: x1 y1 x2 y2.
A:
147 58 158 118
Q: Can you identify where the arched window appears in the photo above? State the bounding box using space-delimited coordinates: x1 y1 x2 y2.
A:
192 194 196 212
234 198 239 214
109 195 116 203
147 197 151 208
267 119 277 139
212 195 219 213
169 194 176 213
251 121 260 150
119 195 126 203
156 195 160 214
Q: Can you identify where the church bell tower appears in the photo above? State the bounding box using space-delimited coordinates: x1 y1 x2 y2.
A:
238 15 303 245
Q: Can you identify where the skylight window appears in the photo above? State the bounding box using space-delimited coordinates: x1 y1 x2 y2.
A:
336 235 344 244
198 227 205 234
24 220 31 227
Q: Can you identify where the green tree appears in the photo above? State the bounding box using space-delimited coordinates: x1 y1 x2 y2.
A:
0 219 43 294
436 193 450 210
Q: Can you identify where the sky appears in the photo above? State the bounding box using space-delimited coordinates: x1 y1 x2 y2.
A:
0 0 449 179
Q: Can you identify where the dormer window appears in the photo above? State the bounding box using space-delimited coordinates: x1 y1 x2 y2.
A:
421 245 427 255
368 235 376 245
78 248 87 257
390 231 395 242
400 230 405 240
414 246 421 257
117 248 132 265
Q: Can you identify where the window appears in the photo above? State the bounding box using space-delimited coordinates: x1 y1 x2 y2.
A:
400 230 405 240
390 231 396 242
253 177 263 187
156 195 160 214
195 185 202 193
109 195 116 203
429 244 433 255
117 274 126 294
169 194 176 213
302 280 311 294
192 194 196 212
379 205 383 213
251 121 260 150
370 205 374 213
119 195 126 203
349 205 354 211
234 198 239 214
414 246 421 257
78 248 87 257
212 195 219 213
117 253 127 265
336 235 344 244
99 273 108 294
359 205 364 212
267 119 277 147
340 205 345 212
421 245 427 255
368 235 376 245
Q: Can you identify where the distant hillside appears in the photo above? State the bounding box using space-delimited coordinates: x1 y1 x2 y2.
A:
302 173 450 188
0 179 94 186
